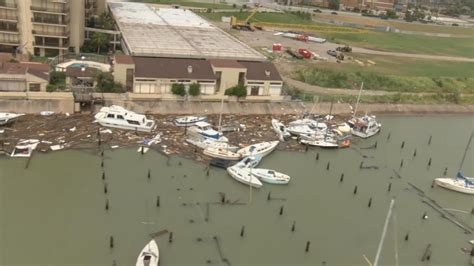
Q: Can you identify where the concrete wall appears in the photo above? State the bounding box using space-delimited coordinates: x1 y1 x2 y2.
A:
114 62 134 89
26 72 48 92
0 92 74 113
211 66 246 95
70 0 86 53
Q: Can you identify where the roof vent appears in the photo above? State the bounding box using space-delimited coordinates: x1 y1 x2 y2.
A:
265 70 271 77
187 65 193 74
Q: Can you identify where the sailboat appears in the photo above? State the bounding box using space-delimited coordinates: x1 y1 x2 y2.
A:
347 83 382 138
435 133 474 195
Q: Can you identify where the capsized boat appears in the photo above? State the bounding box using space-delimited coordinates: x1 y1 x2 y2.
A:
203 147 241 161
0 112 24 126
227 164 263 188
188 121 228 142
174 115 207 127
136 239 159 266
94 106 156 132
237 140 279 158
271 119 291 141
186 137 238 152
347 115 381 138
235 154 263 168
435 172 474 195
251 168 291 185
300 136 339 148
10 139 40 158
210 158 237 169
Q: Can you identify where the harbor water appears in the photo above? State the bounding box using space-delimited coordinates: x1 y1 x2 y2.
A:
0 116 473 266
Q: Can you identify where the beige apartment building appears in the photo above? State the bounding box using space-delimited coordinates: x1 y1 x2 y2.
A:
0 0 105 57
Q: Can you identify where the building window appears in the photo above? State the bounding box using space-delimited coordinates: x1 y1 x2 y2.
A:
29 83 41 92
250 86 259 96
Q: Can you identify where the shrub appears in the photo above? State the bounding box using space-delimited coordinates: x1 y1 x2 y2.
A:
225 84 247 97
188 83 201 96
96 71 124 93
50 71 66 85
171 83 186 96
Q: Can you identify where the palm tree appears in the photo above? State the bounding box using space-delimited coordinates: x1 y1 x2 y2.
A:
90 32 109 54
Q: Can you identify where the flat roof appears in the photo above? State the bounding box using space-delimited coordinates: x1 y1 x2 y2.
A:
133 57 216 80
109 2 265 61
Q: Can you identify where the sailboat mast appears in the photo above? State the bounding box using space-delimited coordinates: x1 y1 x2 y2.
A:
353 82 364 118
374 198 395 266
459 132 473 171
218 96 224 132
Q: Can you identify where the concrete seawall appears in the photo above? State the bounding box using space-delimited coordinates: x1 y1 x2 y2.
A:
0 92 473 115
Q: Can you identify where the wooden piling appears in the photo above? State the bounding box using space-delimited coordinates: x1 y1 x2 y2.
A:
421 244 432 261
101 160 104 168
105 199 109 211
353 186 358 195
471 207 474 215
374 141 378 149
428 158 432 166
401 141 405 149
400 159 404 168
326 162 330 170
148 169 151 179
387 133 391 141
428 135 432 145
109 236 114 248
359 161 363 169
305 241 311 252
279 206 284 215
443 167 448 175
169 232 173 243
156 196 160 207
240 226 245 237
405 232 409 241
388 183 392 192
316 153 319 160
413 149 417 157
267 191 271 201
340 173 344 182
305 145 308 152
101 151 104 157
104 183 108 194
291 221 296 232
102 172 105 180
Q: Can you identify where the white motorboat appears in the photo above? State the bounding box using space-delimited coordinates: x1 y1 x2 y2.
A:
235 154 263 168
347 115 381 138
287 125 315 136
10 139 40 158
300 136 339 148
174 115 207 127
136 239 159 266
203 147 241 160
289 118 317 127
237 141 279 158
0 112 24 126
94 106 156 133
271 119 291 141
227 164 263 188
188 121 228 142
186 137 238 152
251 168 291 184
435 172 474 195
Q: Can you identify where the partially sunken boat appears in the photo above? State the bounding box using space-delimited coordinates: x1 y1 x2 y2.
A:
0 112 24 126
94 106 156 132
11 139 40 158
136 239 159 266
174 115 207 127
203 147 242 161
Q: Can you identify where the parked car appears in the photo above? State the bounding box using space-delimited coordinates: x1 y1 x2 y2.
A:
331 11 338 15
327 50 337 57
313 9 322 13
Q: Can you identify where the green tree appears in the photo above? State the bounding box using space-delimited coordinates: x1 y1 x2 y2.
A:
98 12 115 30
328 0 340 10
225 84 247 98
96 71 123 93
188 83 201 96
171 83 186 96
90 32 110 54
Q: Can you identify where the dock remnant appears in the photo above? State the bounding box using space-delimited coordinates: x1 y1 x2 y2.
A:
149 229 169 238
421 244 432 261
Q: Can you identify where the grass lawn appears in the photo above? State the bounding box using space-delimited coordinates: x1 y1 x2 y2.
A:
201 11 315 24
320 31 474 58
316 54 474 78
131 0 235 9
293 54 474 94
314 13 474 36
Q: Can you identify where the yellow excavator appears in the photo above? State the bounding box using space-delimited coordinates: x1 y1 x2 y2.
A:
230 9 260 31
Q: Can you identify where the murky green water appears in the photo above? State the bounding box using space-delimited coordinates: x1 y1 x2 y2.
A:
1 116 473 266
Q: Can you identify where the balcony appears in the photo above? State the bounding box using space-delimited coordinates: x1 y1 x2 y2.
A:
0 1 17 9
31 16 69 26
31 5 70 15
33 40 69 50
32 29 69 38
0 37 19 45
0 14 17 22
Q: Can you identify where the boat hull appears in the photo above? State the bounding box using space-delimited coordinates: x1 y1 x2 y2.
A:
435 178 474 195
0 113 24 126
252 169 290 185
136 239 159 266
237 141 279 158
203 148 241 161
227 166 263 188
96 120 156 133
